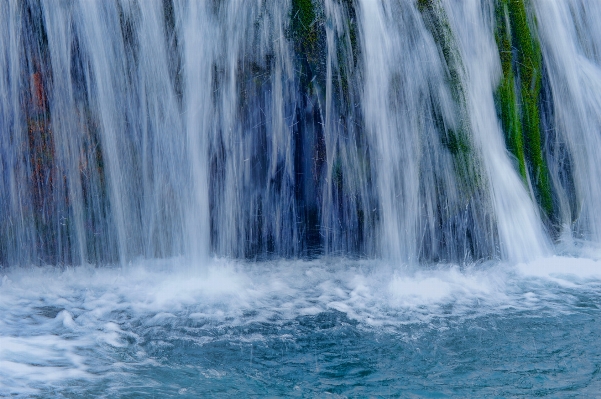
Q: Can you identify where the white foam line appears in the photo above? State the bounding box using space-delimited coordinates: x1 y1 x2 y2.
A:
516 256 601 281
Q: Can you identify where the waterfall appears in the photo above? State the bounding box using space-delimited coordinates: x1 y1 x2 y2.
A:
442 0 549 261
534 1 601 245
1 0 601 266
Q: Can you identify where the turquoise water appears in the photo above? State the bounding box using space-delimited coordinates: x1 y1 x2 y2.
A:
1 257 600 397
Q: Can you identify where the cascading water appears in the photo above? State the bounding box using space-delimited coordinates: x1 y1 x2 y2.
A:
534 1 601 245
1 0 601 397
0 0 563 266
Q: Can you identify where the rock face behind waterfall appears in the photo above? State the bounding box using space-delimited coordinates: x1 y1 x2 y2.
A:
1 0 600 266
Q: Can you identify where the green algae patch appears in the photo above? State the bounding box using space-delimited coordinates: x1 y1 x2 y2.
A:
494 0 553 217
496 3 527 180
418 0 462 102
334 0 360 110
291 0 315 36
418 0 481 193
290 0 319 63
289 0 327 100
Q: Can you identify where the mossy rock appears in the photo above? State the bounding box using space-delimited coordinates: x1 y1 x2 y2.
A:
333 0 360 110
290 0 319 62
494 0 553 217
418 0 482 193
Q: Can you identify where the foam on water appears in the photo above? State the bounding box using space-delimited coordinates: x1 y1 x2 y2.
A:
1 255 600 396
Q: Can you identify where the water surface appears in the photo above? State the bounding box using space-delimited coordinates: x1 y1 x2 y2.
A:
1 256 600 397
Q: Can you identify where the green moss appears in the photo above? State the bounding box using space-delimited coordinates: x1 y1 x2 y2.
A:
418 0 462 99
496 3 527 180
335 0 359 64
494 0 552 216
417 0 433 12
289 0 324 96
289 0 360 110
332 1 359 110
291 0 318 57
418 0 479 190
292 0 315 29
